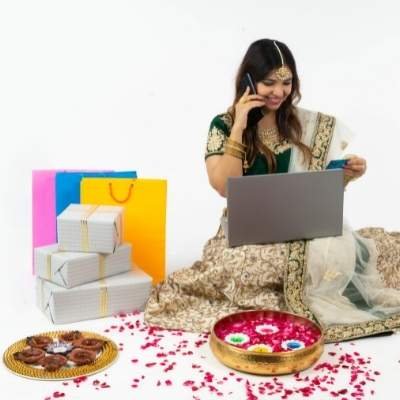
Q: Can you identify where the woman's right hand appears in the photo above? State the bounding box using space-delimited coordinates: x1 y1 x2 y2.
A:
233 86 266 132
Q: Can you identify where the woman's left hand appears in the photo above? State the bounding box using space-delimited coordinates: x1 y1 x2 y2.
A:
343 155 367 180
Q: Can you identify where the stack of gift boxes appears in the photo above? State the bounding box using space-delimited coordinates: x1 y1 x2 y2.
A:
35 203 152 324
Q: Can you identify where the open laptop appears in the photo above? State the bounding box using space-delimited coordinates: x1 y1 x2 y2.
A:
223 170 344 247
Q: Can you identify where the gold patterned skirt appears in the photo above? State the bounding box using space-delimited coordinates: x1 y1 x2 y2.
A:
144 223 400 341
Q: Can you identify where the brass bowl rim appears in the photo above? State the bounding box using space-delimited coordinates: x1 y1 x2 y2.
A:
210 309 324 359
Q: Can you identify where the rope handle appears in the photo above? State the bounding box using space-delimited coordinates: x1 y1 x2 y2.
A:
108 183 134 203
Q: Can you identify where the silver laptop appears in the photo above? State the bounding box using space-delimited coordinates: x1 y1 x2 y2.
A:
224 170 344 247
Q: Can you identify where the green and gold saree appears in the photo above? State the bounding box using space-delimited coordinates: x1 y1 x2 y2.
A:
144 107 400 342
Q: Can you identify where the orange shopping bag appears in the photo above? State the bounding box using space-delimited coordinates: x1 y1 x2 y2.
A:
80 178 167 284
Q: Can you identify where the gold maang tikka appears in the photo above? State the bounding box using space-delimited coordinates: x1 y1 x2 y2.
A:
273 41 292 81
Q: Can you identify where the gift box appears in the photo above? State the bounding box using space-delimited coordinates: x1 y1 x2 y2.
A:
57 204 123 254
35 243 132 288
36 269 152 324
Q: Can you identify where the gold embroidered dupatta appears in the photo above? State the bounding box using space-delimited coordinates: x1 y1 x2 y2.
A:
284 112 400 342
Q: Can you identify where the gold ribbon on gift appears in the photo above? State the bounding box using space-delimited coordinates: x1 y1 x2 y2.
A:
80 205 99 252
99 255 106 280
45 249 62 280
79 205 122 252
39 278 109 319
99 279 109 318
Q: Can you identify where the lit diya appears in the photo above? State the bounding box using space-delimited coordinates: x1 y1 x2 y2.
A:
46 341 74 356
210 310 324 375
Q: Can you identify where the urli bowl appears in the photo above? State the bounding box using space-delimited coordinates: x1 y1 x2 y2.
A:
209 309 324 375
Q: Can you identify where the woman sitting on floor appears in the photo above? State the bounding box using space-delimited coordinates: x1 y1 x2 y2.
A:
144 39 400 342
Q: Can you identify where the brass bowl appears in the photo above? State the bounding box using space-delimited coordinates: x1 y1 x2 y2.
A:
210 310 324 375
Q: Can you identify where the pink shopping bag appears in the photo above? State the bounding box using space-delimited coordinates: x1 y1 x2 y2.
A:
32 170 59 273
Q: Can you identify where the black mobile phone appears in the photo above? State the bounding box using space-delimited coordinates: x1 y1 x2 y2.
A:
238 72 265 128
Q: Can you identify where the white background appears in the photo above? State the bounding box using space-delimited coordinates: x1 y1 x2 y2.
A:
0 1 399 398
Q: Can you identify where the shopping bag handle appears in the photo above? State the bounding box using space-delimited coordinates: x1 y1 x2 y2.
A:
108 183 134 203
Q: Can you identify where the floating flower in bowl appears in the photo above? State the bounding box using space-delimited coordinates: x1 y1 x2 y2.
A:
255 323 279 335
247 344 273 353
281 339 305 351
224 333 250 346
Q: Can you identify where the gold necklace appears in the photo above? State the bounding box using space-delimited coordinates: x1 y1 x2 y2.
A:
258 127 279 142
257 126 291 155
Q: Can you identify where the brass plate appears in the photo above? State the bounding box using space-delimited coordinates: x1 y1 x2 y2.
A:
210 310 324 375
3 330 118 380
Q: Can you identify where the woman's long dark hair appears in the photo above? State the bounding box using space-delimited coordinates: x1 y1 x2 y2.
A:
230 39 311 172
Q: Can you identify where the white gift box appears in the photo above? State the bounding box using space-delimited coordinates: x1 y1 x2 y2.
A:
35 243 132 288
57 204 123 254
36 269 152 324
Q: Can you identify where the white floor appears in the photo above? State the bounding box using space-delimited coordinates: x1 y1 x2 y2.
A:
1 267 399 400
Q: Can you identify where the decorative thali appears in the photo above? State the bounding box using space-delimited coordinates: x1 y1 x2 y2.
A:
3 330 118 380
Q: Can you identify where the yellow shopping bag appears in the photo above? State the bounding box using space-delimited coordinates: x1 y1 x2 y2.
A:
81 178 167 284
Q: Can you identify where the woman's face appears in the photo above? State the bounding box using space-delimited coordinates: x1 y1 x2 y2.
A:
255 69 293 111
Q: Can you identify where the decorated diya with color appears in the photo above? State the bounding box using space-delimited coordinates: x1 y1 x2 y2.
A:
210 310 324 375
3 330 118 380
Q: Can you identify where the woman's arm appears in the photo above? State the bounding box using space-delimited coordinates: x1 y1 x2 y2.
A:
206 125 245 197
205 87 266 197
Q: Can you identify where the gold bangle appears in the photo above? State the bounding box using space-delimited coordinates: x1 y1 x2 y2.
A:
226 137 246 150
224 146 244 160
224 144 250 171
224 146 244 158
226 138 246 150
224 143 245 156
224 143 244 152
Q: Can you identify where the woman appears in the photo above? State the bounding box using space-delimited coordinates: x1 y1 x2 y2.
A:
144 39 400 342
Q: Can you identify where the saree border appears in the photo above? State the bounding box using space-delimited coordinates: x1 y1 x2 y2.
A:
308 112 335 170
284 112 334 326
284 113 400 342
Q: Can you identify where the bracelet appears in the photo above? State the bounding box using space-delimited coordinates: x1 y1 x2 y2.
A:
224 145 244 160
224 144 250 172
226 137 246 151
224 143 245 154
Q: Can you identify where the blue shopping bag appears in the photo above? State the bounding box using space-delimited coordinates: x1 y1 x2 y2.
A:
55 171 137 216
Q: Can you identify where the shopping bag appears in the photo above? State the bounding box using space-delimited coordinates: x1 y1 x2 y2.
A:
32 170 59 273
32 169 83 273
55 170 137 216
81 178 167 284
